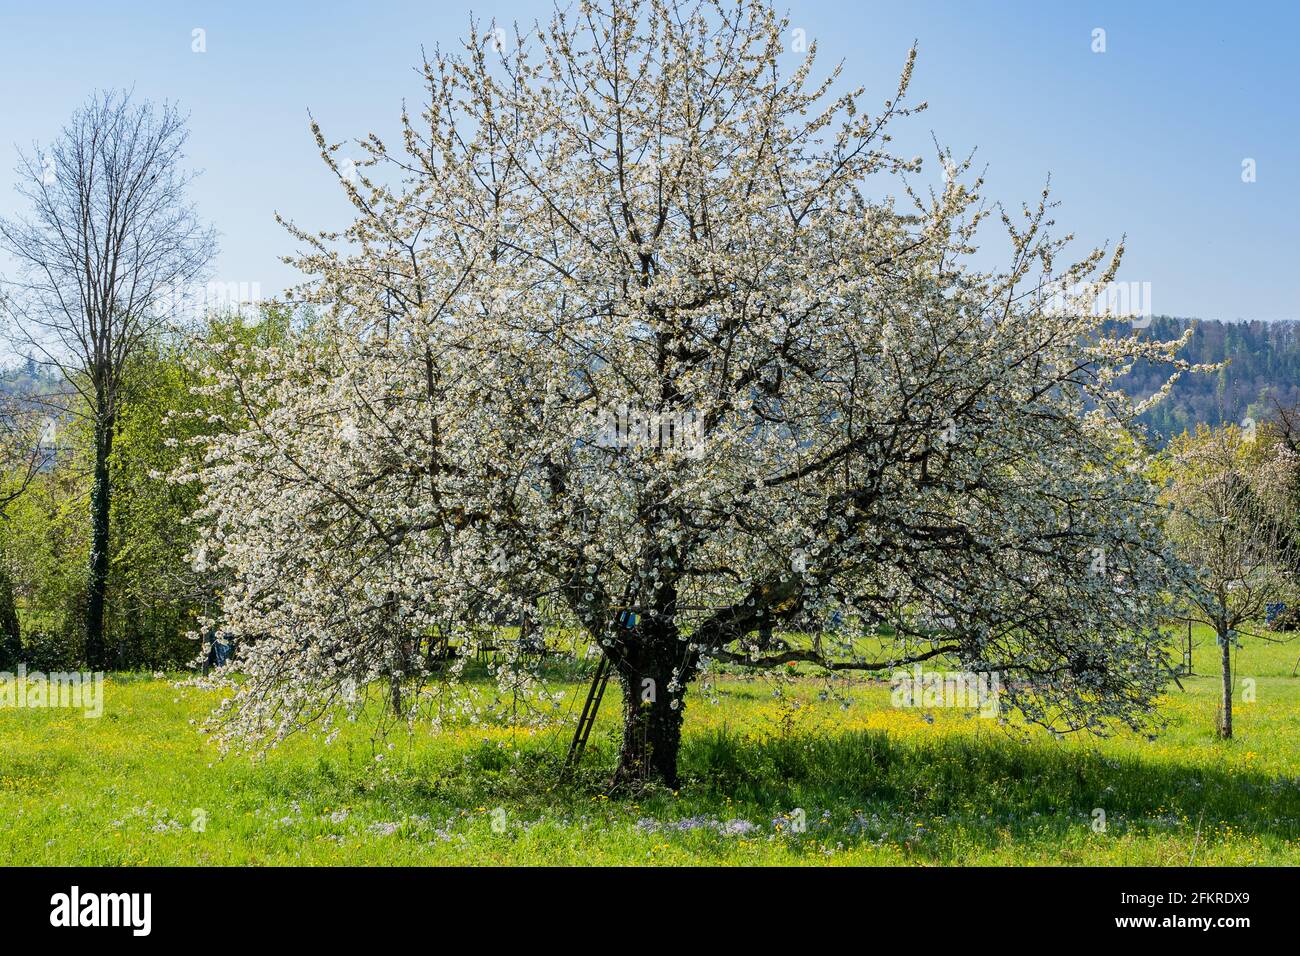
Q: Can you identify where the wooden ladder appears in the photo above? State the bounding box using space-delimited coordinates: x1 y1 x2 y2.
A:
562 655 613 777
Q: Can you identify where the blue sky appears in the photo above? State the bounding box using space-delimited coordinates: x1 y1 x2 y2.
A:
1 0 1296 321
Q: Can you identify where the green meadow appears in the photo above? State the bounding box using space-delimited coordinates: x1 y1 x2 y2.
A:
2 625 1296 865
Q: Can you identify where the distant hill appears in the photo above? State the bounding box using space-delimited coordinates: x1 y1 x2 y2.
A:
1109 317 1300 445
0 362 70 467
0 360 63 407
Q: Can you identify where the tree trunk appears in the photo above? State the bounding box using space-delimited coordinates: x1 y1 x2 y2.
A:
610 647 688 790
1217 626 1232 739
84 413 113 669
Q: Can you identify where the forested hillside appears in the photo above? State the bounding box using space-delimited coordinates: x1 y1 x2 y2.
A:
1104 317 1300 443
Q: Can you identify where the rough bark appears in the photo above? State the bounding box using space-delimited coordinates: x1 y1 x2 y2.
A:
84 413 113 669
610 636 691 790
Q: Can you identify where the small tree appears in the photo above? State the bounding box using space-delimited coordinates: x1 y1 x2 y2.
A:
186 0 1197 786
1163 423 1298 738
0 91 216 667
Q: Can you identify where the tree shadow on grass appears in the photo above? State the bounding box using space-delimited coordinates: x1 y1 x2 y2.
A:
670 728 1300 845
334 725 1299 830
233 726 1297 862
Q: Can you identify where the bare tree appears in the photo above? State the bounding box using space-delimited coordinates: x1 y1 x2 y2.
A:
0 90 216 667
1164 423 1299 738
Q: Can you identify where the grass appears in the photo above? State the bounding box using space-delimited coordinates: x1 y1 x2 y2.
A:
1 624 1297 865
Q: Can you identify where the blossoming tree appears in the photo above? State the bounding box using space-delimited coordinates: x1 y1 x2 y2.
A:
1162 423 1298 738
183 0 1197 786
